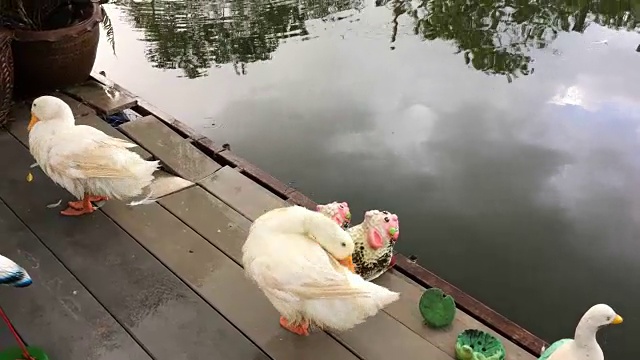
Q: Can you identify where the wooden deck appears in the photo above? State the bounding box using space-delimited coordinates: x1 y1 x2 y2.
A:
0 75 542 360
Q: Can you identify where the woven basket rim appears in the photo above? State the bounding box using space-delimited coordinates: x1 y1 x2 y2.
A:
12 3 102 42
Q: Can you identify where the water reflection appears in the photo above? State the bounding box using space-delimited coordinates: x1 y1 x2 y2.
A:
112 0 361 77
396 0 640 80
112 0 638 80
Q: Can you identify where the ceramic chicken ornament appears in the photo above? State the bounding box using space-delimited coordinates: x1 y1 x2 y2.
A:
316 201 351 229
348 209 399 281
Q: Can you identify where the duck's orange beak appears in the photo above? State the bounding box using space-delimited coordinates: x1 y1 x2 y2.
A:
27 113 39 132
338 256 356 273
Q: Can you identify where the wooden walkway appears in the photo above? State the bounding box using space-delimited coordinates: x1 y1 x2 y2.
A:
0 75 540 360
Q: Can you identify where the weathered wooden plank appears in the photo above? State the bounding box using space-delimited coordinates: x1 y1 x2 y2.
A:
0 131 269 360
375 271 536 360
158 186 250 262
215 150 293 197
135 99 205 141
119 116 221 182
198 166 287 220
89 72 204 141
8 93 95 145
145 170 194 199
103 194 357 360
75 113 153 160
64 81 138 116
161 186 453 360
0 200 152 360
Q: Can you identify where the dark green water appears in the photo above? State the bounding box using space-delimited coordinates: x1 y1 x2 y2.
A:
97 0 640 357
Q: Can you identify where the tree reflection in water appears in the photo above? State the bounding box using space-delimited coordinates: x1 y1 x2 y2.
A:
112 0 639 80
393 0 640 81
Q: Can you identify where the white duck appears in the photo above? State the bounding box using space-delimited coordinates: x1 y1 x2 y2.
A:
27 96 160 216
316 201 351 229
242 205 400 336
538 304 622 360
0 254 32 288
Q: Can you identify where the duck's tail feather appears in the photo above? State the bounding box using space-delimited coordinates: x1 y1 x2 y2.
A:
127 189 158 206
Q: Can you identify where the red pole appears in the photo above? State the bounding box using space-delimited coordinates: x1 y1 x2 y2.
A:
0 307 34 360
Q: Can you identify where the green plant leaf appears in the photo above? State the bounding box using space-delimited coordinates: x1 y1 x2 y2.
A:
100 6 116 56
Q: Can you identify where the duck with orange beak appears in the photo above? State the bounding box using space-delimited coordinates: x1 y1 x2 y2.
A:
242 205 399 336
27 96 160 216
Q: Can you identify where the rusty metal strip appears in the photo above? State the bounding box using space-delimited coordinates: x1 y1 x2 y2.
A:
88 73 547 355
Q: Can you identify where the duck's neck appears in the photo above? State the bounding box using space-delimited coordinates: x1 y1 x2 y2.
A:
573 320 601 354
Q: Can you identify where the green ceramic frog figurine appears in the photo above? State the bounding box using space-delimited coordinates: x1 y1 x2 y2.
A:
455 329 505 360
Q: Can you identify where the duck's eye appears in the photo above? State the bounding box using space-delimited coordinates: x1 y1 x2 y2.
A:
340 242 346 247
384 217 390 222
606 316 611 321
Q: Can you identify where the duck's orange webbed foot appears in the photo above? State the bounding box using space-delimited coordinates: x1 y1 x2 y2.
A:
279 316 310 336
61 206 94 216
61 194 106 216
67 196 109 210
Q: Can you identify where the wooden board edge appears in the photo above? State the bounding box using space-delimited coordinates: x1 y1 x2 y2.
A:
88 72 547 355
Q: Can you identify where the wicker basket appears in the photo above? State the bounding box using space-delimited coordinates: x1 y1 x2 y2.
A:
11 3 102 99
0 29 13 127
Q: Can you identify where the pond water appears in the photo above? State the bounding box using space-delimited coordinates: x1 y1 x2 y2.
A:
96 0 640 357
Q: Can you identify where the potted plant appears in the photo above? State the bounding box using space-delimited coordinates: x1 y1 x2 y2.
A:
0 0 114 98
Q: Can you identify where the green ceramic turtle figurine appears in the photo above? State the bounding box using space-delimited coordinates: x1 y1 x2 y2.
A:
418 287 456 328
0 346 49 360
455 329 505 360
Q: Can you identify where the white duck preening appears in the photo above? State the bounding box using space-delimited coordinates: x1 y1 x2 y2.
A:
0 254 32 288
242 205 400 336
538 304 623 360
27 96 160 216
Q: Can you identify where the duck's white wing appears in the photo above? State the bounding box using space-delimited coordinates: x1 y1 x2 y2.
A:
47 128 141 179
75 125 139 149
255 238 371 300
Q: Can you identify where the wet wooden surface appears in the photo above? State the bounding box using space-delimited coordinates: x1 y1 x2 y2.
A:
65 81 138 116
120 115 221 182
0 200 152 360
0 84 540 360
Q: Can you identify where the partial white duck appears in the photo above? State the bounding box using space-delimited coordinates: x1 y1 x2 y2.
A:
0 254 32 288
348 210 399 281
242 205 400 336
316 201 351 229
538 304 622 360
27 96 160 216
